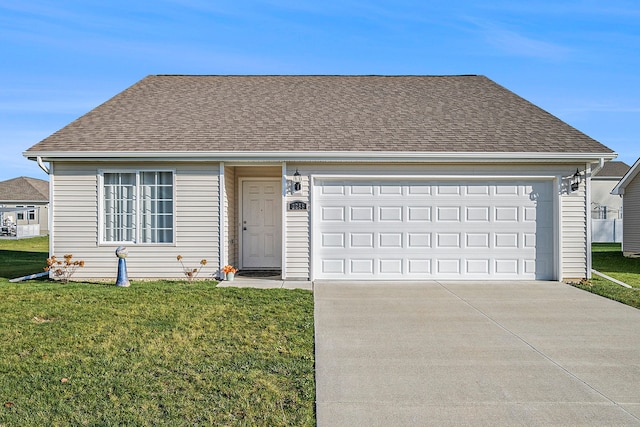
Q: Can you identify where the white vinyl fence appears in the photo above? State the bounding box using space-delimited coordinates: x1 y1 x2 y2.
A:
592 219 623 243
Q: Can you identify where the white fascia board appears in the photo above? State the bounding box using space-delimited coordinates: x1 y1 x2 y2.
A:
612 157 640 195
25 151 618 163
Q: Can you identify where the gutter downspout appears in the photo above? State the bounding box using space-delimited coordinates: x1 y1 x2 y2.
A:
590 157 605 176
36 156 50 175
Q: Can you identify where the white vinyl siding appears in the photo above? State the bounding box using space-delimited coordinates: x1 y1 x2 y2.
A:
561 180 588 278
50 162 220 279
622 176 640 254
285 171 310 279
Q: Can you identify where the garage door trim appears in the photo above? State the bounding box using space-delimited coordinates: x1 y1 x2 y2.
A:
310 174 560 281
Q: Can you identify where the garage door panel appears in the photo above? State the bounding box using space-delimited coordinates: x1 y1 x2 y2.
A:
436 233 461 248
466 206 490 221
321 206 344 221
495 233 519 248
380 185 403 195
408 206 431 221
351 259 374 274
380 206 403 221
322 259 345 274
351 184 374 195
351 206 374 221
466 233 490 248
408 259 431 274
380 259 403 274
409 184 431 195
379 233 403 248
315 179 554 280
466 259 490 274
436 185 460 195
467 185 490 195
322 233 345 248
408 233 431 247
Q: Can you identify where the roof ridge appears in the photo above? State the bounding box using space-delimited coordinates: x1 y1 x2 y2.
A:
151 74 483 77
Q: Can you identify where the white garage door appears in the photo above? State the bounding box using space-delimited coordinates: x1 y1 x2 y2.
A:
313 179 554 280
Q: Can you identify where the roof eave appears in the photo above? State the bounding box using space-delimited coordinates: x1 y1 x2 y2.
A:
612 157 640 195
25 151 617 163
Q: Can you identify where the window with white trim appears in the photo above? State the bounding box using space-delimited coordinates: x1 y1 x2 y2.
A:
102 171 174 243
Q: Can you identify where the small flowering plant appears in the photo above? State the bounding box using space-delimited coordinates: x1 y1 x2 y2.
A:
221 265 237 274
177 255 207 282
44 254 85 283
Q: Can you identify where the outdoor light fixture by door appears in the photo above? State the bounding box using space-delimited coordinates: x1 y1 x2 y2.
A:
571 168 582 192
293 169 302 192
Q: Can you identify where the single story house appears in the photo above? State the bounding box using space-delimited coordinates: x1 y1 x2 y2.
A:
612 157 640 257
24 75 616 281
0 176 49 237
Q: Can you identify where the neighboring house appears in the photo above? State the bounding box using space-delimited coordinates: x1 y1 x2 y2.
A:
612 157 640 257
591 161 629 219
24 75 616 281
591 161 629 243
0 176 49 237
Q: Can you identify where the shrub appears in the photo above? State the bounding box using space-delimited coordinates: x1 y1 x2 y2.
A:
44 254 85 283
177 255 207 282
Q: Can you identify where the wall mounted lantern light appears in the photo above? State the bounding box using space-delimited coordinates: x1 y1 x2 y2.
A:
293 169 302 192
570 168 582 192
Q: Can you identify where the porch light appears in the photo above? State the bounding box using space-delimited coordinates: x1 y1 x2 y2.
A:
571 168 582 192
293 169 302 192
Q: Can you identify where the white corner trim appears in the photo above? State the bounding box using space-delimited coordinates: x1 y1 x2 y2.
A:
219 162 226 278
309 174 317 282
553 176 562 281
281 162 287 280
585 163 592 280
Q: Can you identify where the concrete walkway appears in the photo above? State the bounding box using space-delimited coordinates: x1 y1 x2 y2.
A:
314 281 640 426
216 277 313 290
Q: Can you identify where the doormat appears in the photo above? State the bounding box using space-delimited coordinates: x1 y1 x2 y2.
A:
237 270 282 278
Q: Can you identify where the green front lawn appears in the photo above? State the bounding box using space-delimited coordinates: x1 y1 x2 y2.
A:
571 243 640 310
0 238 315 426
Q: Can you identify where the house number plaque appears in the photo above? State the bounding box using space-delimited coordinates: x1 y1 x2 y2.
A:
288 201 308 211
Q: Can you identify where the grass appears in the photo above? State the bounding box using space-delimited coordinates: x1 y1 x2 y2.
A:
0 238 315 426
0 235 49 279
591 243 640 286
570 243 640 310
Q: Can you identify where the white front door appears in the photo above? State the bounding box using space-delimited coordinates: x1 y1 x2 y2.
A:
241 180 282 269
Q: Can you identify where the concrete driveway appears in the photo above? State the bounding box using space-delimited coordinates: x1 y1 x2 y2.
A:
314 281 640 426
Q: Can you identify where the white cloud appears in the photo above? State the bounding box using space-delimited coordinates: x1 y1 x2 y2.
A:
464 18 571 60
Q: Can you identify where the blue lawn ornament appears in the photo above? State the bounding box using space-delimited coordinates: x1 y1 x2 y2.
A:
115 246 130 287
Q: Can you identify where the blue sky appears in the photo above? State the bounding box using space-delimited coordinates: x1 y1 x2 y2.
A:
1 0 638 181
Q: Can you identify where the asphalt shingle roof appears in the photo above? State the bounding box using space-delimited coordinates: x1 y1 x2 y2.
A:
0 176 49 202
593 161 630 177
26 75 613 155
